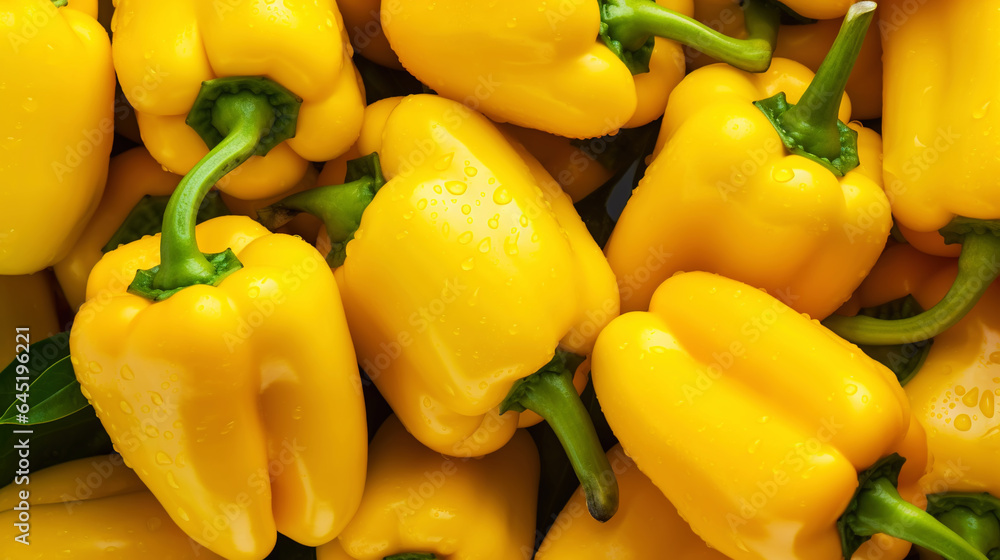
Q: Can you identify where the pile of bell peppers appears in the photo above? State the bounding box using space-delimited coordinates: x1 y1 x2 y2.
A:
2 0 1000 559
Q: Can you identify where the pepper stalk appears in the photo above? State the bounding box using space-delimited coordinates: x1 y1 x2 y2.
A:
839 455 990 560
824 219 1000 344
128 77 302 301
599 0 780 73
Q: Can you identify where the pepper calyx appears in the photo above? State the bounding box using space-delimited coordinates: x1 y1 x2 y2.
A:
754 92 860 177
597 0 656 75
258 153 386 269
186 77 302 156
837 453 907 558
940 218 1000 246
128 249 243 302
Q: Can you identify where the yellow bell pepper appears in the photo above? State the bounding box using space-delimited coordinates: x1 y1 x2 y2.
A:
840 243 1000 558
317 415 539 560
535 443 731 560
688 0 882 119
261 94 620 520
0 273 61 366
607 4 889 320
339 0 402 69
825 0 1000 346
842 244 1000 551
53 148 182 310
0 455 224 559
111 0 365 200
0 0 114 275
592 270 986 560
70 117 368 559
382 0 780 138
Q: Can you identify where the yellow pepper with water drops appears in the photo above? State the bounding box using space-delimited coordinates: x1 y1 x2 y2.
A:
70 131 368 559
843 244 1000 501
688 0 883 119
0 455 224 559
823 0 1000 346
0 0 114 275
260 93 620 520
535 444 731 560
317 416 539 560
607 4 889 319
382 0 781 138
111 0 365 200
593 271 985 560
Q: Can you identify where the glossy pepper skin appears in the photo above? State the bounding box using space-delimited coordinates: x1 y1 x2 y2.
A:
592 271 983 560
69 215 367 560
535 443 731 560
54 148 183 311
688 1 883 119
317 415 539 560
880 0 1000 234
330 95 618 457
262 94 619 520
0 455 224 559
110 0 365 199
0 0 114 274
606 57 888 318
0 273 60 365
845 244 1000 500
382 0 709 138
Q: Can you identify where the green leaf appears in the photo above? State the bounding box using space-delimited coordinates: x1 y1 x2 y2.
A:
0 333 91 425
0 407 112 487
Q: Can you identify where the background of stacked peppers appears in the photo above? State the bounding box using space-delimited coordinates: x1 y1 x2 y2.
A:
3 0 1000 558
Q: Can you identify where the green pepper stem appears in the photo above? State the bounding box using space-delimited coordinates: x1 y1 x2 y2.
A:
823 232 1000 345
777 1 874 160
852 478 989 560
383 554 438 560
937 507 1000 556
258 179 375 243
503 357 618 522
154 93 274 291
602 0 779 72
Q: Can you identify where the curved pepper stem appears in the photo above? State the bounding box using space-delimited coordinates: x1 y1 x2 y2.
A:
823 220 1000 345
51 0 68 6
848 478 989 560
599 0 779 73
257 153 387 268
752 1 874 176
128 77 302 300
839 455 989 560
778 1 874 160
500 351 618 522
